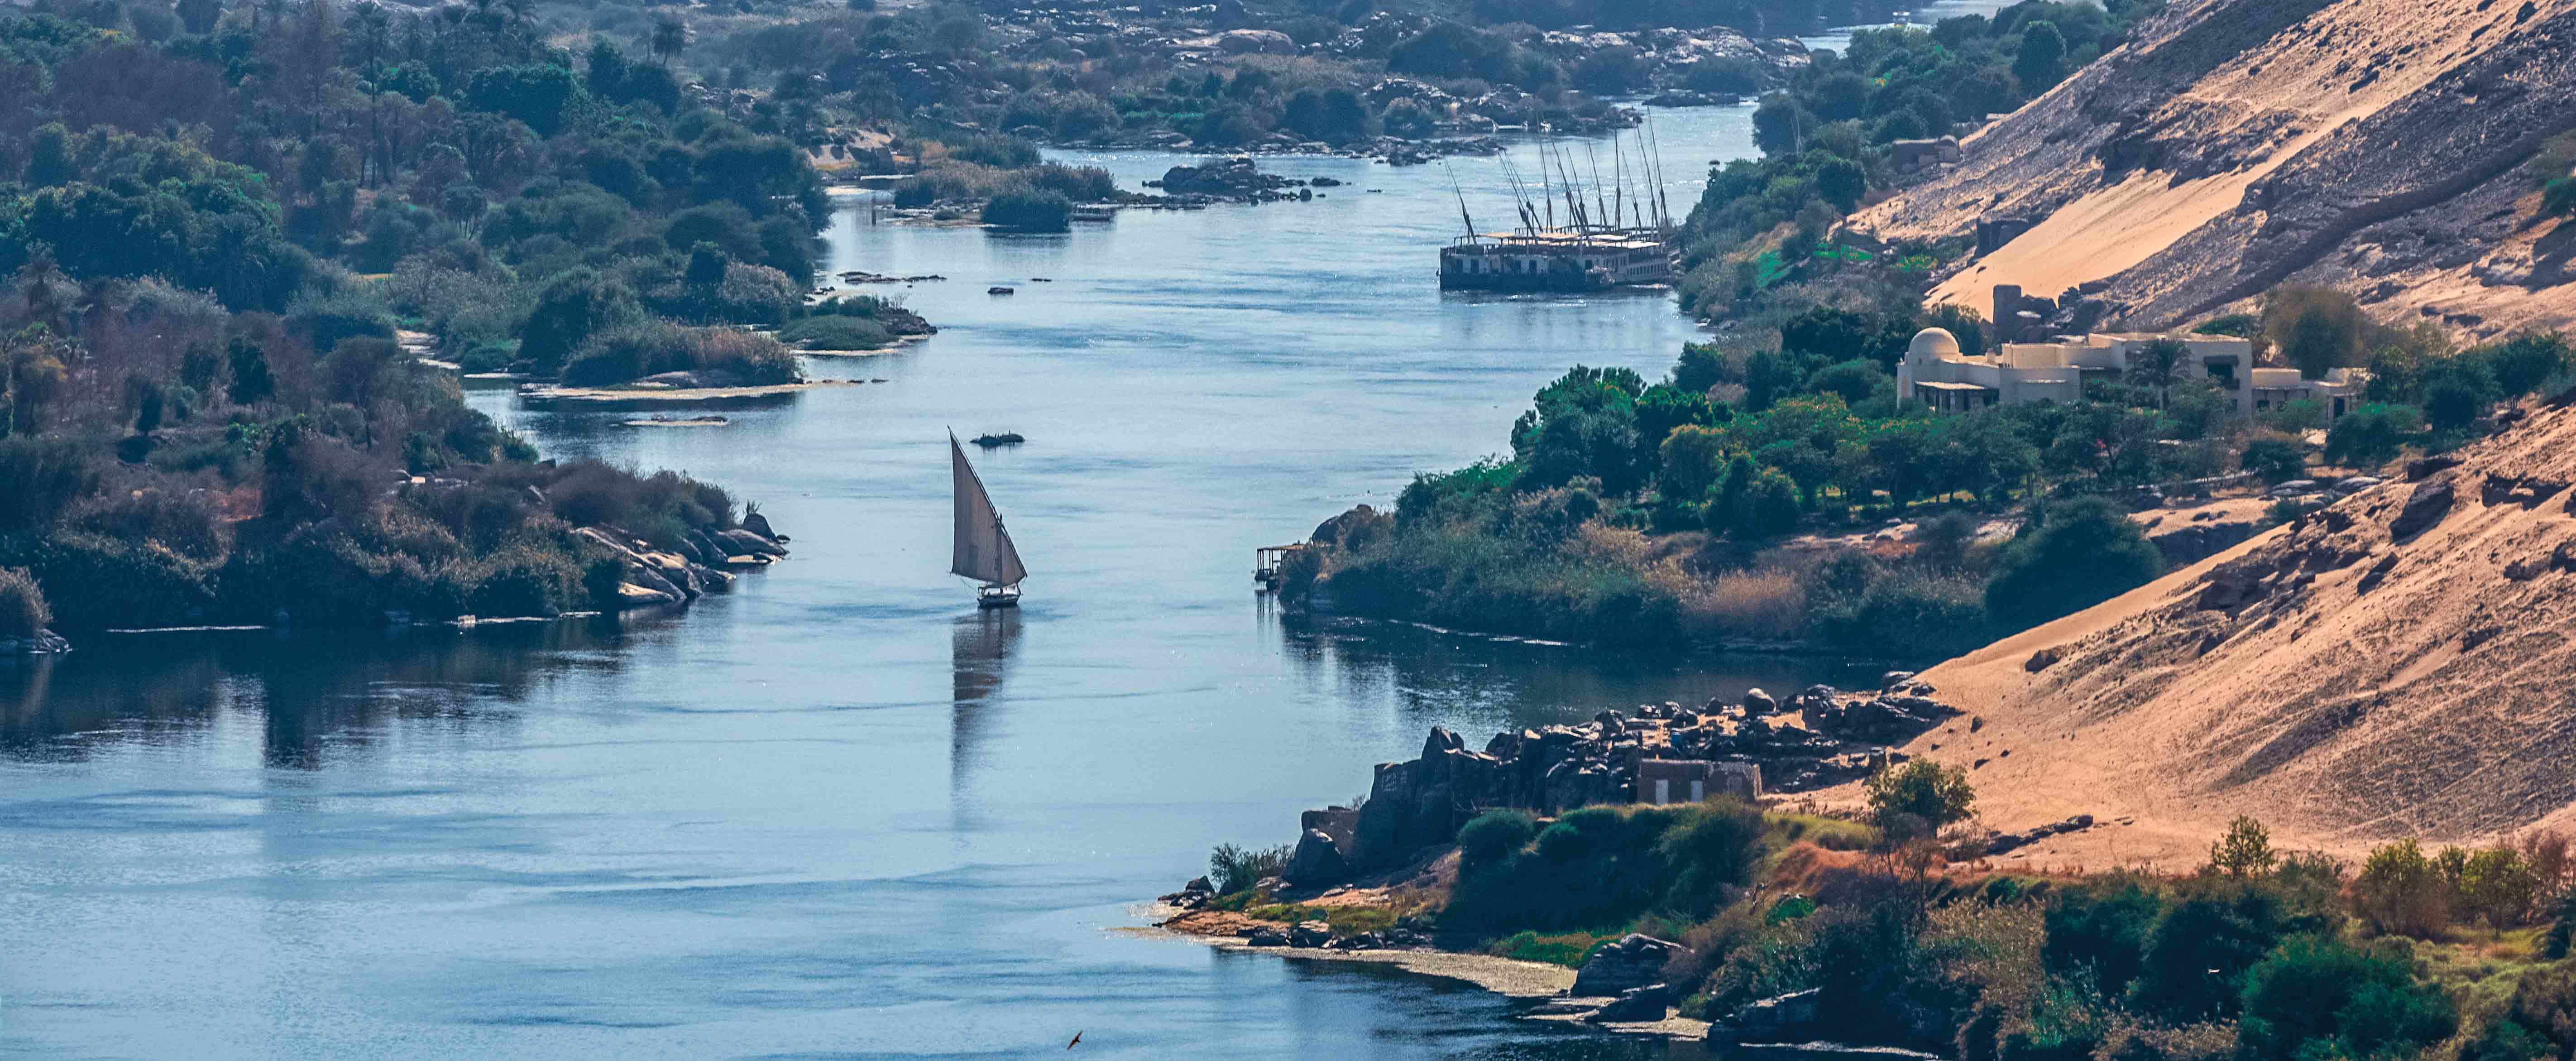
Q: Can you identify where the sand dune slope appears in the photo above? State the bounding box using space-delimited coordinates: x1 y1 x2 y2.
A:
1853 0 2576 340
1887 401 2576 864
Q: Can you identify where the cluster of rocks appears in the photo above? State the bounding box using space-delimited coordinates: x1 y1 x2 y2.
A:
1274 677 1960 887
1148 157 1318 203
570 515 786 609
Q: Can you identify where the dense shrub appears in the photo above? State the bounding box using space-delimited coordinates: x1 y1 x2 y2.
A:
2237 936 2455 1061
7 530 218 630
982 189 1073 232
2240 435 2307 484
1209 841 1290 894
0 435 99 533
0 565 49 637
1863 759 1974 833
1443 802 1762 934
562 322 800 386
778 316 893 350
2324 403 2423 467
1983 497 2164 630
1457 810 1538 868
2351 839 2452 938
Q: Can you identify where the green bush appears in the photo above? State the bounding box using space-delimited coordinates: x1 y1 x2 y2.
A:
1457 810 1537 867
1983 496 2164 631
779 316 893 350
8 530 218 630
1863 758 1974 833
1209 841 1291 895
562 322 800 386
2351 839 2452 938
0 435 100 533
2240 435 2307 484
2131 879 2304 1023
1444 802 1762 934
982 188 1073 232
2323 403 2422 468
2545 176 2576 219
0 566 49 637
2237 936 2454 1061
2042 880 2165 994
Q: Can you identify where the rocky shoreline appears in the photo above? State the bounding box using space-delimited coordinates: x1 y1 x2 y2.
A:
1148 677 1993 1037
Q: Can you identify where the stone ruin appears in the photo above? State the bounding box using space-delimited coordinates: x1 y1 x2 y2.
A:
1275 676 1962 887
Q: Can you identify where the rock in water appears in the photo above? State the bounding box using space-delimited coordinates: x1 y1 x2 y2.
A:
1570 934 1681 997
1587 984 1672 1023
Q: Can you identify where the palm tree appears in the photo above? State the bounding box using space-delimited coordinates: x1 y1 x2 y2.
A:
2134 338 2190 409
350 1 391 77
650 15 686 67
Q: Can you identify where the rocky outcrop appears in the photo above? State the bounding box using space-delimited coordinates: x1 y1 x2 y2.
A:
1712 988 1823 1043
575 523 784 609
1281 828 1349 886
1148 157 1313 203
1852 0 2576 340
1587 983 1673 1023
1339 687 1958 869
1570 934 1682 997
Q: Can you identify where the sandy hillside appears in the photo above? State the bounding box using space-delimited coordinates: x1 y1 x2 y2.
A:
1849 0 2576 341
1845 398 2576 869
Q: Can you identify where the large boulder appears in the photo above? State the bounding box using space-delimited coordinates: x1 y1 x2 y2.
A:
2389 477 2456 539
1282 828 1349 886
1570 934 1681 997
1588 983 1672 1023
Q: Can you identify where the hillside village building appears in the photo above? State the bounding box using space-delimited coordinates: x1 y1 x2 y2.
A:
1896 327 2365 418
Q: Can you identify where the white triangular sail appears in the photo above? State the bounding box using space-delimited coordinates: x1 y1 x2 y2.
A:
951 435 1027 587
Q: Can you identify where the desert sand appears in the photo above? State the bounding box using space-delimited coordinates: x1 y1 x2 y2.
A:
1821 399 2576 869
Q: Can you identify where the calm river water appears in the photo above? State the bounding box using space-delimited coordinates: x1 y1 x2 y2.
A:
1 106 1892 1059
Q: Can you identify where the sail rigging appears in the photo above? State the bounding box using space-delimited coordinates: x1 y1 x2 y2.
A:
950 434 1027 588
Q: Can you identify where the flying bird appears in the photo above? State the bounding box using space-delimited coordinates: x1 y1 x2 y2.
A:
1067 1031 1082 1049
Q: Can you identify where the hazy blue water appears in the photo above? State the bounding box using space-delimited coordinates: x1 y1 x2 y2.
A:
0 107 1884 1059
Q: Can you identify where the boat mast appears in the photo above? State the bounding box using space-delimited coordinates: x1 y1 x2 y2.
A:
1585 141 1609 236
1611 133 1628 230
1444 162 1480 244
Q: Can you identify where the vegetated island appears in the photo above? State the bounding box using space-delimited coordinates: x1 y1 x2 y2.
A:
0 0 874 653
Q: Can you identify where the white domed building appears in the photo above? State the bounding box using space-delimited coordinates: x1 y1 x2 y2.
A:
1894 326 2082 413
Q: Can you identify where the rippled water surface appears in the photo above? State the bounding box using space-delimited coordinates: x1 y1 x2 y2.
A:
2 106 1901 1059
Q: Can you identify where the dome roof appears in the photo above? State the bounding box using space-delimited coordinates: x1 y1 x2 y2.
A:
1908 327 1962 358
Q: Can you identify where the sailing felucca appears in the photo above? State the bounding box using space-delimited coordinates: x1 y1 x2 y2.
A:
950 432 1027 609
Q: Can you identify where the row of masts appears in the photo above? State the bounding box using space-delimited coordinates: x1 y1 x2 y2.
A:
1448 110 1677 247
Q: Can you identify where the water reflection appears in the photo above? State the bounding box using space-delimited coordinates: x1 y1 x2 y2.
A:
950 607 1023 791
1271 605 1887 738
0 613 683 767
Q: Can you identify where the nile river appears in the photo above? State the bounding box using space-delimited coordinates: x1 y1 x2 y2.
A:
1 105 1892 1059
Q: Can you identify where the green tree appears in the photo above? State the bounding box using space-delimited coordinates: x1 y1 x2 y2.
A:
1862 758 1973 832
2209 816 2276 877
2459 846 2540 932
2133 338 2189 408
2238 936 2456 1061
2012 20 2067 92
2323 403 2421 468
1983 495 2164 629
520 268 642 374
2265 286 2371 380
225 336 274 405
1816 156 1866 213
2351 839 2451 937
2239 434 2306 484
651 15 686 65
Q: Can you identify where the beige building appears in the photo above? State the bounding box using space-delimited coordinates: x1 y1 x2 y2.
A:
1896 327 2364 418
